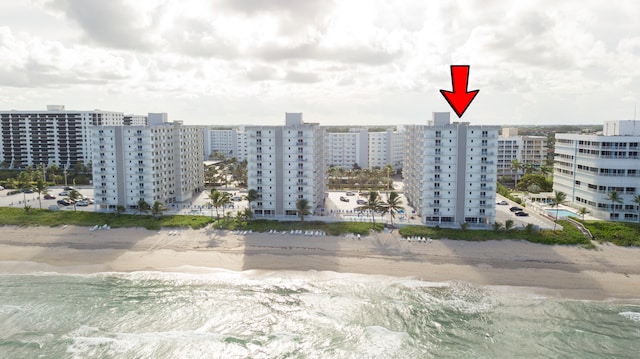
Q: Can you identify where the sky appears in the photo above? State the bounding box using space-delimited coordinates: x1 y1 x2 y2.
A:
1 0 639 127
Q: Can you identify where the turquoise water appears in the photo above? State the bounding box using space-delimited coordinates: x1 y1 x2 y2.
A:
1 271 639 358
547 209 578 217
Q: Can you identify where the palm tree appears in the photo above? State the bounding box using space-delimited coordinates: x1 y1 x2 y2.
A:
607 190 623 221
68 189 82 211
550 190 567 231
215 192 232 219
383 191 403 226
296 198 312 222
34 176 48 209
137 198 151 215
357 191 384 225
17 171 31 209
244 189 259 213
539 165 553 178
633 195 640 226
511 159 523 189
151 201 166 218
578 207 590 221
208 189 222 218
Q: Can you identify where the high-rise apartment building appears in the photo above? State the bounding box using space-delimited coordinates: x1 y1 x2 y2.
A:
404 112 499 226
553 120 640 222
368 128 405 170
246 113 325 217
92 113 204 210
0 105 139 169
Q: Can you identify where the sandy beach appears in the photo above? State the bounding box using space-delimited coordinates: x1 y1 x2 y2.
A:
0 225 639 302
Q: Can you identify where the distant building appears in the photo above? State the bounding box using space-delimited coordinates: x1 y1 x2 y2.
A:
553 120 640 222
246 113 325 217
203 126 248 161
404 112 499 227
325 129 368 169
0 105 140 169
497 128 547 181
92 113 204 210
368 128 405 170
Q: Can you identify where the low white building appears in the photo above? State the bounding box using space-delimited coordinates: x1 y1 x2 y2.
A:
553 120 640 222
92 113 204 210
404 112 499 227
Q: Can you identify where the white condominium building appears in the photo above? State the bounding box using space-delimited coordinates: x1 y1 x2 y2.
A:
325 129 368 169
203 126 249 161
368 128 405 170
497 128 548 181
0 105 132 169
553 120 640 222
246 113 325 217
404 112 499 227
497 131 521 180
92 113 204 211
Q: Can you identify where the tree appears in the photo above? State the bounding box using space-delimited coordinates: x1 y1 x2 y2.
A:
68 189 82 211
137 199 151 215
356 191 384 225
34 177 49 209
296 198 312 222
208 189 222 218
607 190 623 222
151 201 166 218
492 222 503 232
511 159 524 189
578 207 590 221
517 174 553 193
383 191 403 226
504 219 515 231
17 171 31 210
215 192 232 219
539 165 553 177
633 195 640 227
243 189 259 214
550 190 567 231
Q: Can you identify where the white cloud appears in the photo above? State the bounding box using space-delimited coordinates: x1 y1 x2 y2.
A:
0 0 639 125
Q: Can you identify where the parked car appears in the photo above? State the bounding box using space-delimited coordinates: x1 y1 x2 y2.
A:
356 199 367 205
339 196 349 202
509 206 523 212
44 194 56 200
0 185 5 190
64 186 75 191
345 191 355 196
496 200 508 205
76 201 89 207
59 191 69 196
232 196 242 201
57 199 71 206
24 188 34 193
86 198 95 204
515 211 529 217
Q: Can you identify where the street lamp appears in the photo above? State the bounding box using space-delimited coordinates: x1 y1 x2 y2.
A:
63 167 68 187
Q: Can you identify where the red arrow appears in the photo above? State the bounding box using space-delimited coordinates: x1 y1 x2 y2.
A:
440 65 479 118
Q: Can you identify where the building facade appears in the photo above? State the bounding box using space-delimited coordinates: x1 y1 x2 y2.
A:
92 113 204 210
325 129 368 169
246 113 325 217
553 120 640 222
203 126 249 162
0 105 132 169
497 128 548 181
368 129 405 170
404 113 499 227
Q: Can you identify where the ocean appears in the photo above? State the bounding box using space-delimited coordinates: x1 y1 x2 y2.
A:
0 271 639 358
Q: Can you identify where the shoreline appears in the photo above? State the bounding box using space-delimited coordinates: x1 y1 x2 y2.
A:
1 225 639 302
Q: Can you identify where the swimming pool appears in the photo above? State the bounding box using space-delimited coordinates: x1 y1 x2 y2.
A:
546 209 578 217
